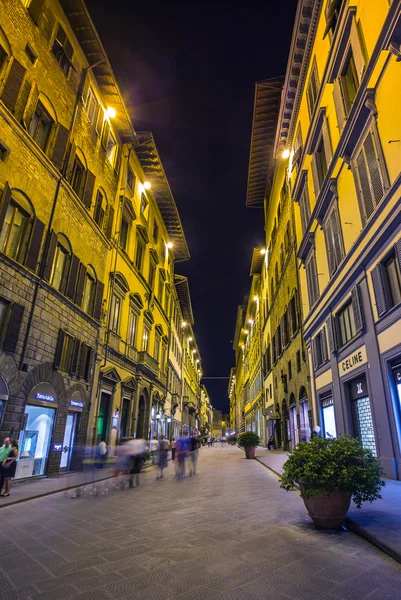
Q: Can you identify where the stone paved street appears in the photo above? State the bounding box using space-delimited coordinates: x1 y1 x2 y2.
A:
0 446 400 600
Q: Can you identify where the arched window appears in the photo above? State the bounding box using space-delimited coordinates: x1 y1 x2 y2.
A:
93 188 108 230
50 233 71 292
0 26 11 77
82 265 96 314
28 93 57 154
0 188 33 263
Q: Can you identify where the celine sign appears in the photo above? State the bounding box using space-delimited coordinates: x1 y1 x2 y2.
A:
70 399 84 409
36 392 55 402
338 346 367 377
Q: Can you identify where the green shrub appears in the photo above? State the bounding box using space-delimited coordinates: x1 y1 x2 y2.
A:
238 431 260 449
227 435 238 445
280 435 385 509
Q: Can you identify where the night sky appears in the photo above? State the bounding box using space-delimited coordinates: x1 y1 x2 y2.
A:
86 0 298 411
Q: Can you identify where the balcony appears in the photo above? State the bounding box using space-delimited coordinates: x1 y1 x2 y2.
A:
108 331 124 354
138 351 159 377
125 344 138 363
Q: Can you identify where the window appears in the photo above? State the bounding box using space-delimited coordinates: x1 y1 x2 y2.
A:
292 125 303 170
299 186 311 234
153 221 159 243
315 137 328 189
25 44 37 65
290 295 298 334
154 334 160 362
94 190 107 231
288 360 292 381
353 127 386 223
127 309 138 347
148 260 156 289
342 53 358 112
383 254 401 308
28 102 53 152
140 193 148 217
109 294 121 334
85 87 100 127
120 215 129 251
306 58 319 118
0 45 7 73
50 235 70 292
135 238 144 271
82 267 96 315
70 156 86 198
296 350 301 373
313 328 328 368
52 24 73 76
324 202 344 276
127 166 135 193
305 251 319 307
142 324 150 352
164 287 170 316
0 196 32 263
60 333 74 372
102 121 116 162
323 0 344 40
0 298 9 343
157 276 164 304
337 301 357 347
321 392 336 438
373 251 401 317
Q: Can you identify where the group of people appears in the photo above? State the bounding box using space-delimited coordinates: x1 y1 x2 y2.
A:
0 437 18 497
171 435 200 479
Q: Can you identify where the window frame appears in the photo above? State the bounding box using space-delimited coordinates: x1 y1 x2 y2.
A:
336 300 357 348
0 196 32 264
305 250 320 309
306 57 320 119
28 101 54 153
52 24 74 77
109 292 122 335
323 200 344 276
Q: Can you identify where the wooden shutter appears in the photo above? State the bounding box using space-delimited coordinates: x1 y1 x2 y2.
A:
331 204 344 267
22 83 39 130
0 182 12 227
395 239 401 273
84 347 93 380
326 316 336 353
60 253 71 295
75 263 86 306
70 338 80 375
371 264 387 317
333 78 346 129
324 215 335 276
92 281 104 320
3 303 24 353
355 145 374 220
322 117 333 165
351 285 364 332
54 329 65 369
66 254 80 300
25 217 45 272
16 79 32 124
82 170 95 209
350 19 365 83
93 192 102 225
364 131 385 208
105 205 114 238
51 124 69 168
28 0 45 24
321 327 328 362
311 155 320 197
65 141 76 180
41 230 58 281
78 343 87 378
312 337 318 368
1 59 26 111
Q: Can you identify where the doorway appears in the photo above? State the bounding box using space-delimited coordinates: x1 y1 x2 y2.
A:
60 412 76 472
98 392 111 443
120 398 130 439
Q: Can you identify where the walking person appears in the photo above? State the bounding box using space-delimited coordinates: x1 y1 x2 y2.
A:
176 436 188 479
0 439 18 497
189 435 198 476
150 436 158 464
171 438 177 461
97 438 107 468
156 436 169 479
128 438 146 489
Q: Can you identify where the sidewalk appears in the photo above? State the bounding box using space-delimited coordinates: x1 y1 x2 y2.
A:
255 447 401 564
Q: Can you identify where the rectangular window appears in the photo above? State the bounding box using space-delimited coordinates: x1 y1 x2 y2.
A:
321 392 337 438
305 251 319 308
29 102 53 152
154 335 160 362
120 215 129 250
315 137 328 188
296 350 301 373
109 294 121 334
153 221 159 243
85 87 100 127
135 238 144 271
148 261 156 289
384 254 401 309
343 53 358 113
0 201 30 263
52 24 73 76
60 333 74 372
127 309 138 347
324 203 344 276
25 44 37 65
288 360 292 381
127 166 135 192
306 58 319 118
164 288 170 316
70 157 86 198
299 187 311 234
102 122 116 162
142 324 150 352
353 127 386 223
50 243 68 291
337 301 357 347
94 190 107 230
140 193 148 217
157 277 164 304
313 328 328 368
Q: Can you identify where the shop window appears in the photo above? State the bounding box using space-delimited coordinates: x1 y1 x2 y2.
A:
306 58 319 119
52 24 73 77
352 126 387 223
148 259 156 289
324 202 344 276
321 391 336 438
127 166 135 193
50 234 71 293
109 293 121 334
16 405 56 479
142 324 150 352
82 266 96 315
337 301 357 347
120 215 129 251
60 332 74 372
127 308 138 347
28 101 53 152
0 191 32 264
305 250 319 308
371 247 401 317
299 186 311 235
70 155 86 199
93 189 108 231
135 237 144 271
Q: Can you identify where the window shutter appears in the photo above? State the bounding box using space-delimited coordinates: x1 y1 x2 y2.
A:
70 338 80 375
324 216 335 276
364 131 385 208
326 316 336 353
351 285 364 332
41 230 58 281
355 146 374 220
333 78 346 130
3 303 24 354
287 304 293 339
75 263 86 306
51 124 69 168
332 204 344 267
25 217 45 272
22 84 39 130
321 327 328 362
281 316 285 349
1 59 26 111
311 155 320 196
350 19 365 83
66 254 80 300
78 343 87 379
28 0 45 24
82 170 95 209
395 239 401 273
65 141 76 180
322 117 333 165
85 347 93 380
54 329 65 369
94 193 102 225
312 337 318 368
371 264 387 317
92 281 104 320
105 205 114 239
60 253 71 295
0 182 12 226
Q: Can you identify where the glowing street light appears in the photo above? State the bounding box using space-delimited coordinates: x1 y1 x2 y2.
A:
182 322 187 328
260 248 266 255
253 295 258 302
106 107 116 118
144 181 151 190
167 242 173 249
282 148 290 159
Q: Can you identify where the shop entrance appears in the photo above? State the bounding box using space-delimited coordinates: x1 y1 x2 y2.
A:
17 404 56 478
97 391 111 443
60 412 77 472
320 390 336 438
349 375 376 456
120 398 130 439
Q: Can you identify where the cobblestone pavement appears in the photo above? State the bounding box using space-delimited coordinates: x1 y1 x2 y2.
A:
0 446 400 600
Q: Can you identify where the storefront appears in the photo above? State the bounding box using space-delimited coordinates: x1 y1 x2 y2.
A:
120 396 130 439
98 390 112 443
347 374 377 456
319 389 336 438
60 392 84 472
16 383 57 479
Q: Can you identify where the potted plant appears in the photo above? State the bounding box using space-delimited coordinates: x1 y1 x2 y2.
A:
238 432 260 459
227 435 238 446
280 435 385 529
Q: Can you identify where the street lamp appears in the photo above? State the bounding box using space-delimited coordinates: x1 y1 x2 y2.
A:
144 181 151 190
107 106 116 118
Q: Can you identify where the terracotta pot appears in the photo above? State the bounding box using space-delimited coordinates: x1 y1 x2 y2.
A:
299 484 351 529
245 446 255 459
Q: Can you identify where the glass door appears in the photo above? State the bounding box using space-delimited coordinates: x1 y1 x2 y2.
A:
97 392 111 443
16 405 56 478
60 413 76 471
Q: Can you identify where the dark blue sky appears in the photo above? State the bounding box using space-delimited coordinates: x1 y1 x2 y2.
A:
86 0 298 410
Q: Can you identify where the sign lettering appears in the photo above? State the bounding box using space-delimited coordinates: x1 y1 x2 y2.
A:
36 392 54 402
53 443 62 452
338 346 367 377
70 399 84 409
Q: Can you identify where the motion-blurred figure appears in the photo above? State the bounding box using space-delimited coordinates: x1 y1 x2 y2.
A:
150 436 158 464
176 436 188 479
189 435 198 476
97 438 107 468
156 436 169 479
128 437 147 488
171 438 176 461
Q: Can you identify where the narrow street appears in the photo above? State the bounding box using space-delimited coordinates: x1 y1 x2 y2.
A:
0 447 400 600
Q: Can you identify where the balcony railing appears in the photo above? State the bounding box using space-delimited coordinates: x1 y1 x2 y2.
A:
138 351 159 375
108 331 124 354
125 344 138 363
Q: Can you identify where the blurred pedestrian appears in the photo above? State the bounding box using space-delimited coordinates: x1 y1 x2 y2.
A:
207 436 211 448
156 436 169 479
171 438 176 461
150 436 158 464
189 435 198 476
0 439 18 497
128 438 146 488
176 436 188 479
267 436 275 450
97 438 107 468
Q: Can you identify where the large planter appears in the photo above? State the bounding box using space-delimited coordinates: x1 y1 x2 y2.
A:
299 484 351 529
245 446 255 459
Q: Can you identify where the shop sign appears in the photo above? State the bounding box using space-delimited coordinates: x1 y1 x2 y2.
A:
36 392 54 402
349 375 368 400
338 346 367 377
70 399 84 409
53 443 62 452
